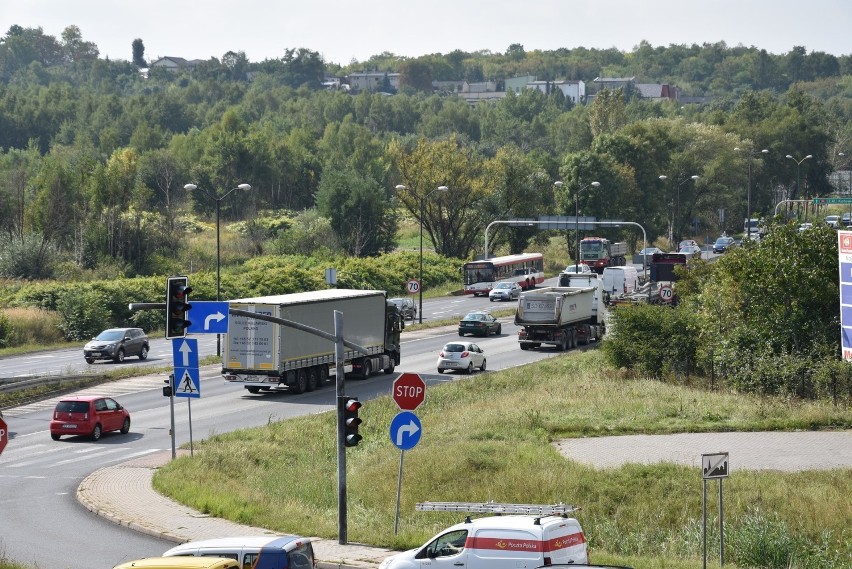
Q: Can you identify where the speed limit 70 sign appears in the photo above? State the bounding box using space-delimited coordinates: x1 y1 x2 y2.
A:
659 283 674 302
406 279 420 294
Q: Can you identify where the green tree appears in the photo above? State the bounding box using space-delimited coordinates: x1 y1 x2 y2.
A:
132 38 146 67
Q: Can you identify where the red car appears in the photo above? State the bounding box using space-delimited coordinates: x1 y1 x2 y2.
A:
50 396 131 441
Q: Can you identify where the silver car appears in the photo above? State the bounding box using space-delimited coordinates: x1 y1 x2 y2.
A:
489 281 521 302
437 341 486 374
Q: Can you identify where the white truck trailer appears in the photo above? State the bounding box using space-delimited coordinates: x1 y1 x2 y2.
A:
223 289 403 394
514 286 605 351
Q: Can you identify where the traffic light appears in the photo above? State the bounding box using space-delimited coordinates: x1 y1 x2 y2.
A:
163 374 174 397
166 276 192 339
341 396 363 447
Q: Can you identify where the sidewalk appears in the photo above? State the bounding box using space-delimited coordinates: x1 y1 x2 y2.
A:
76 449 396 569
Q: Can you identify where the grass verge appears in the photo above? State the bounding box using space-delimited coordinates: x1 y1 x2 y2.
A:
153 350 852 569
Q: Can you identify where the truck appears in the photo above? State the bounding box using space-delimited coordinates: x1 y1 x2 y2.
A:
222 289 402 394
514 285 606 351
578 237 628 273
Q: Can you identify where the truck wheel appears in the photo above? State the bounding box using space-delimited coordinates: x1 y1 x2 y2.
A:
246 387 261 394
305 367 319 392
291 369 307 394
560 335 569 351
361 358 373 379
520 343 530 351
383 359 396 374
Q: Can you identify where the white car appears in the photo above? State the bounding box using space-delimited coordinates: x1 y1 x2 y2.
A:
437 341 486 374
489 281 521 302
562 263 591 274
799 222 814 232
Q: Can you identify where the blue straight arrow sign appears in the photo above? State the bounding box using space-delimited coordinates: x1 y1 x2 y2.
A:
172 338 199 369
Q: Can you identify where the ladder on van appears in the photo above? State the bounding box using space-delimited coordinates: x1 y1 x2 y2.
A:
416 501 578 516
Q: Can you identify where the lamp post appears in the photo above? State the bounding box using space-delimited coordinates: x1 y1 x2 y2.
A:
659 175 698 245
184 182 252 355
554 180 600 272
735 147 769 240
395 184 448 323
786 154 812 220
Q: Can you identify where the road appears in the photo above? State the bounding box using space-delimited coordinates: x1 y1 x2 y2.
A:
0 288 573 569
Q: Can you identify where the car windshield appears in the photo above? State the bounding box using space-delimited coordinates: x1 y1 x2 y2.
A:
95 330 124 341
443 344 467 352
495 283 512 289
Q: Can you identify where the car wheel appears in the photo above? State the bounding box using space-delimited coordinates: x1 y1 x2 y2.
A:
114 349 125 363
51 433 61 441
437 368 444 374
466 362 474 374
458 331 464 337
480 359 486 371
120 417 131 434
489 297 494 302
138 345 148 360
85 357 95 364
496 324 502 335
91 423 102 441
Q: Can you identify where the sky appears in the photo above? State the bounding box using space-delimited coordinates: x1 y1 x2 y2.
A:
1 0 850 65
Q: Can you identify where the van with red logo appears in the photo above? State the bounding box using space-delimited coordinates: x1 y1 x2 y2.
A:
378 502 588 569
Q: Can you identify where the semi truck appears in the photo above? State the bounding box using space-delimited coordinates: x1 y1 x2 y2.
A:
579 237 628 273
514 285 606 351
222 289 402 394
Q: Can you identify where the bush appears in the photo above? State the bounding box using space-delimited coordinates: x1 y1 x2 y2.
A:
0 233 61 279
55 289 113 341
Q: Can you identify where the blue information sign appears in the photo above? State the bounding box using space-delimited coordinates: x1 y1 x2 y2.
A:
187 301 229 334
172 338 199 369
390 411 422 451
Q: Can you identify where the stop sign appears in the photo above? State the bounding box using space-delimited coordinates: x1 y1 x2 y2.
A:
0 416 8 456
392 373 426 410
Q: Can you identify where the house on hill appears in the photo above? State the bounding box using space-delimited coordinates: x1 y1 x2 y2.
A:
149 56 203 73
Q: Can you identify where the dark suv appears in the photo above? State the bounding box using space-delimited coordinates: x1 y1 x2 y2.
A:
389 297 417 320
84 328 149 364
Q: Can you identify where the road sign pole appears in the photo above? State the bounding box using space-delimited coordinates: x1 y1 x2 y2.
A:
394 450 405 535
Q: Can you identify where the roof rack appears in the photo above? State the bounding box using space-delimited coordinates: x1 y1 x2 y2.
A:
415 501 578 516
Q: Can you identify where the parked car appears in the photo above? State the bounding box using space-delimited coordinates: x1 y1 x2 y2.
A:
50 395 131 441
84 327 149 364
713 236 735 254
489 281 522 302
437 341 486 374
843 212 852 226
389 297 417 320
458 311 502 337
562 263 592 274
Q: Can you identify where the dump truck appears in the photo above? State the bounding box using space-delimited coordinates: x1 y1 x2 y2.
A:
579 237 628 273
514 286 606 351
223 289 402 394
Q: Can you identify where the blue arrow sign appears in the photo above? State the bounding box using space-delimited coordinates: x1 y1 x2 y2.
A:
390 411 422 451
187 301 229 334
172 338 199 369
173 366 200 398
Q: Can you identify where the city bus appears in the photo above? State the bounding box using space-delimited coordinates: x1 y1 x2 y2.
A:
462 253 545 296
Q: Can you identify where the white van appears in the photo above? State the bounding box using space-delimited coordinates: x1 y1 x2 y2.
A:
162 536 314 569
378 502 589 569
602 266 639 296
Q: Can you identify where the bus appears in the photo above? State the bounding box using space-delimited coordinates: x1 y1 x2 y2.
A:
462 253 545 296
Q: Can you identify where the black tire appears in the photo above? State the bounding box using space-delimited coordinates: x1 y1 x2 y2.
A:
138 345 148 360
306 367 319 392
91 424 102 441
361 358 373 379
520 343 530 351
114 349 125 363
85 357 95 364
458 331 464 337
51 433 61 441
291 369 308 394
480 359 487 371
495 324 502 335
383 360 396 374
120 417 130 434
490 297 494 302
437 368 444 374
466 362 474 374
246 386 261 394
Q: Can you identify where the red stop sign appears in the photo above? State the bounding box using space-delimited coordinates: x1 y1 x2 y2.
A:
0 416 8 456
393 373 426 410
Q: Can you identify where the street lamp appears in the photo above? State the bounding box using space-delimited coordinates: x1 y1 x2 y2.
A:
554 180 600 273
184 182 252 355
735 147 769 240
786 154 813 200
658 175 698 245
395 184 448 323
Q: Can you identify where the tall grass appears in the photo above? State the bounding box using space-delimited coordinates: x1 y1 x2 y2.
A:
153 351 851 569
0 307 66 351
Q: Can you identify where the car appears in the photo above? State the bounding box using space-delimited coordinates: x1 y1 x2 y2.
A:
389 297 417 320
637 246 663 256
458 311 502 337
562 263 592 274
50 395 131 441
712 236 736 254
84 327 149 364
678 239 699 250
489 281 522 302
825 215 841 228
437 341 486 374
799 222 814 232
843 212 852 226
678 244 702 258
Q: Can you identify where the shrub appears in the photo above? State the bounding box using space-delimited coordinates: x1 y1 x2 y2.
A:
55 289 113 341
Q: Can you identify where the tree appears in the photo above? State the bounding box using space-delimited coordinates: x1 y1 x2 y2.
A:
398 60 433 93
132 39 146 68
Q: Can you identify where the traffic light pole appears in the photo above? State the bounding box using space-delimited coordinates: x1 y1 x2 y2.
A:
334 310 348 545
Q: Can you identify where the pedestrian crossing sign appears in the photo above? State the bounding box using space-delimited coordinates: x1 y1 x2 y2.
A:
173 367 200 398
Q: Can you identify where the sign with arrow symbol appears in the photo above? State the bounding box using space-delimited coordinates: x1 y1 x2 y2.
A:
390 411 422 451
172 338 200 398
187 301 229 334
